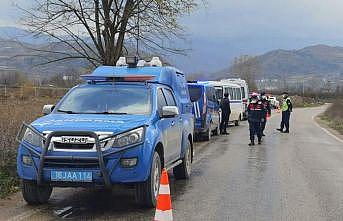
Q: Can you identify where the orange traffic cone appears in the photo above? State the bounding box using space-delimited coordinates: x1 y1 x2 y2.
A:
154 169 173 221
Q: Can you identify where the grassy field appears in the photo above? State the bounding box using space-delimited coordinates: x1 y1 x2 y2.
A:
320 100 343 134
0 95 59 198
291 95 325 108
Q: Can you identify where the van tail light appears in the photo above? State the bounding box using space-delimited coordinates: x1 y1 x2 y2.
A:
203 93 207 115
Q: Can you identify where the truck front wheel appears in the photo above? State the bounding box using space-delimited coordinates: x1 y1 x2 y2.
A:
173 140 192 179
21 180 52 205
135 151 161 208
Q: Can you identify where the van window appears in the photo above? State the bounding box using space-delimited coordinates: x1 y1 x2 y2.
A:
241 87 246 99
206 87 216 102
188 86 202 102
157 89 167 112
163 89 177 106
229 88 234 100
215 87 223 100
235 88 242 100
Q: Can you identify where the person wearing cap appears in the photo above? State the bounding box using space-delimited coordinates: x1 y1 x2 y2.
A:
277 92 293 133
247 93 264 145
260 92 271 136
220 93 231 135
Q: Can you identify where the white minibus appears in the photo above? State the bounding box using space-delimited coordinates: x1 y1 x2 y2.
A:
208 81 244 126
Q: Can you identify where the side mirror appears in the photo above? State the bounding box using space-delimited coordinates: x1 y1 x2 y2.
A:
162 106 179 118
42 105 55 115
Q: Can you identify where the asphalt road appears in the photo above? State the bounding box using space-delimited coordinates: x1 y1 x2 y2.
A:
1 105 343 221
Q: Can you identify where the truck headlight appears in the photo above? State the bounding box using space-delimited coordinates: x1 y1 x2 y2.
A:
112 127 144 148
23 128 43 148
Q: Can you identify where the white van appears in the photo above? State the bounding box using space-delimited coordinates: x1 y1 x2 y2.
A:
208 81 243 126
220 79 249 120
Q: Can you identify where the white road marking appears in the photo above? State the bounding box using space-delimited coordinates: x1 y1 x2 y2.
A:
312 114 343 144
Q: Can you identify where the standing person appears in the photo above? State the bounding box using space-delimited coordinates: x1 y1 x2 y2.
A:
220 93 231 135
277 92 293 133
247 93 264 146
260 92 271 136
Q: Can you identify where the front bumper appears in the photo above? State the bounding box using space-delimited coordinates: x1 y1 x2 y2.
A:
16 125 151 187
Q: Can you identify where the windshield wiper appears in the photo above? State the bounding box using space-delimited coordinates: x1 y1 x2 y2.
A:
94 112 128 115
57 109 78 114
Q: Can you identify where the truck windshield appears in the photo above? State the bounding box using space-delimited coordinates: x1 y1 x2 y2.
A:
56 84 151 115
188 86 202 102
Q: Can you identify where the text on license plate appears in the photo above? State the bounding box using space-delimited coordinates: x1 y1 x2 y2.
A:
50 171 92 182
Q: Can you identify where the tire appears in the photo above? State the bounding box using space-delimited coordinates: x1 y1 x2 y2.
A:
135 151 161 208
173 140 192 180
21 180 52 205
235 118 240 126
213 125 220 136
202 127 211 141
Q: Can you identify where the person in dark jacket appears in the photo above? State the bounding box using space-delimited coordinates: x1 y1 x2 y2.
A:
260 92 271 136
247 93 265 146
277 92 293 133
220 93 231 135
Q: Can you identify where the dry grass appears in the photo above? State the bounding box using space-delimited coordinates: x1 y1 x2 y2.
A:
0 95 59 198
321 100 343 134
291 95 324 108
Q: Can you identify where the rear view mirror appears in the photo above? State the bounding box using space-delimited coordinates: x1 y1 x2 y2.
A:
162 106 179 118
42 105 55 115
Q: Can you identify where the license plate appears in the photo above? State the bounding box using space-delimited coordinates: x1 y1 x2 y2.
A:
50 170 92 182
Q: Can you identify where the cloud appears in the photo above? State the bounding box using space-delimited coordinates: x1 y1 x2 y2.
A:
184 0 343 39
0 0 34 26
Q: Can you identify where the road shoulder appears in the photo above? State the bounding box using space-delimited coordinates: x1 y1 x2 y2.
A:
314 115 343 143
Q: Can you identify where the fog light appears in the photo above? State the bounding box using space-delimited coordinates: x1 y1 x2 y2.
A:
22 155 33 166
120 158 138 168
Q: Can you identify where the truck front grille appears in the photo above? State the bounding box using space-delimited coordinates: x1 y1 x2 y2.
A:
53 142 94 150
44 158 100 168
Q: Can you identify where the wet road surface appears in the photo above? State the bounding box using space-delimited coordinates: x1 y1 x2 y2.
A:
1 105 343 221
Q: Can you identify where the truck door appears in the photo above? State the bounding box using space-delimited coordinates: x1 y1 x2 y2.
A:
162 88 182 162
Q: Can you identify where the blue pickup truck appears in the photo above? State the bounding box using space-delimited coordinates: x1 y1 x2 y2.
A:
16 57 194 207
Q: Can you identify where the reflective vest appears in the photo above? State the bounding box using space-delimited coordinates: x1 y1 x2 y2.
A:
281 97 291 112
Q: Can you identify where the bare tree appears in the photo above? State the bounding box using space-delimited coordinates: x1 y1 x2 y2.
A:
19 0 200 67
230 55 261 90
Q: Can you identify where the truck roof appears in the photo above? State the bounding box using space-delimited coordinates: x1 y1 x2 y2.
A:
82 65 186 93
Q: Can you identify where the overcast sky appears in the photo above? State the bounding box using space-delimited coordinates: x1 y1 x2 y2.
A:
2 0 343 72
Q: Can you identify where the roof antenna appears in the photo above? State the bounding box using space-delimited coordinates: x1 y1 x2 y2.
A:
136 1 140 57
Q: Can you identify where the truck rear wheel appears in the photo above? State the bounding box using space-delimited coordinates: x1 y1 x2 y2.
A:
202 127 211 141
21 180 52 205
173 140 192 180
135 151 161 208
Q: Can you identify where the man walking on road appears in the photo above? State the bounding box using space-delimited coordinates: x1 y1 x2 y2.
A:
260 92 271 136
247 93 264 146
220 93 231 135
277 92 293 133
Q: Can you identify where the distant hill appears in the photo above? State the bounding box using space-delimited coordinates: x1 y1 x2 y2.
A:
210 44 343 80
258 44 343 77
0 27 91 77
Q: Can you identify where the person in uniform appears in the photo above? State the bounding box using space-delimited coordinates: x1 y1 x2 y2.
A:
247 93 264 146
220 93 231 135
260 92 271 136
277 92 293 133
